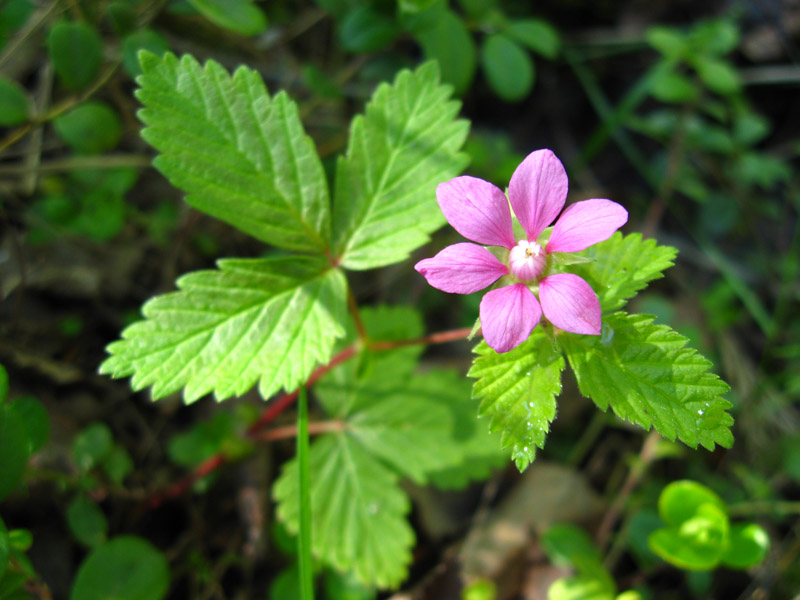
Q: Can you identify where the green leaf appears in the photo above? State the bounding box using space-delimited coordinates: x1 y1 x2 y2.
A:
107 2 137 36
721 523 769 569
53 101 123 155
733 110 769 147
469 329 564 471
274 434 414 588
69 536 169 600
481 34 534 102
690 20 739 56
102 445 134 485
649 70 698 104
136 52 331 253
504 18 560 59
121 30 170 78
72 423 113 472
692 56 740 95
0 77 29 125
188 0 267 36
332 62 469 269
409 9 477 95
0 364 8 404
323 570 376 600
648 503 729 570
547 573 616 600
168 412 234 466
100 256 347 402
562 313 734 451
66 495 108 548
568 233 678 313
0 405 29 500
7 396 50 454
646 26 688 59
339 6 398 53
658 480 727 527
0 517 8 581
47 21 103 90
541 524 601 569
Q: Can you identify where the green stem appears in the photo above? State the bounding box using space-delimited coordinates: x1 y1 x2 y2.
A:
297 386 315 600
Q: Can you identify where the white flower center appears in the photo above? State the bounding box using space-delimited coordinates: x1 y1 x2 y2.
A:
508 240 546 283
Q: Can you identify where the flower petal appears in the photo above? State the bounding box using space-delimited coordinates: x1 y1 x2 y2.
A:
415 243 508 294
479 283 542 353
508 149 568 241
546 199 628 253
437 176 516 249
539 273 601 335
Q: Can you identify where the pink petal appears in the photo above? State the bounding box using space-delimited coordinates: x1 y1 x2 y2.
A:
539 273 601 335
508 149 568 241
546 199 628 253
415 243 508 294
437 176 516 249
479 283 542 353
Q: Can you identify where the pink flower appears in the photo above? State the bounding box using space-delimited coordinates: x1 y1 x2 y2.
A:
415 149 628 353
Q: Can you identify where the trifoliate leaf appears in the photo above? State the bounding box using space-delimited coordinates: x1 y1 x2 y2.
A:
135 52 330 253
562 312 733 451
100 256 347 402
332 62 469 269
274 434 413 588
469 329 565 471
569 233 678 312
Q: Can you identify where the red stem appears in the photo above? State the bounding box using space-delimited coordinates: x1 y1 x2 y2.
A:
144 327 471 508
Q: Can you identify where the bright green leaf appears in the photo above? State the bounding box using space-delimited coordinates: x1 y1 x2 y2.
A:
53 101 122 155
8 528 32 551
72 423 113 472
481 34 534 102
188 0 267 36
339 6 398 52
69 536 169 600
721 523 769 569
0 77 29 125
650 70 698 104
274 434 414 588
568 233 678 312
100 256 347 402
658 480 727 527
504 18 560 59
541 523 601 569
691 20 739 56
7 396 50 454
410 9 477 95
648 503 729 570
332 62 469 269
0 405 29 500
469 329 564 471
136 52 331 252
47 21 103 90
547 573 616 600
122 30 170 77
66 495 108 548
562 313 733 451
646 26 688 58
692 56 740 95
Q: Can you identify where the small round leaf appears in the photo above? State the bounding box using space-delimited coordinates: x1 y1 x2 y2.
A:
0 77 30 125
70 536 169 600
53 101 122 155
72 422 113 472
107 2 137 36
721 523 769 569
102 444 134 485
541 523 600 568
7 395 50 454
46 21 103 90
650 70 698 104
187 0 266 36
339 6 398 53
649 503 729 571
504 19 560 59
122 30 170 78
658 480 727 526
67 495 108 548
411 9 476 95
481 34 534 102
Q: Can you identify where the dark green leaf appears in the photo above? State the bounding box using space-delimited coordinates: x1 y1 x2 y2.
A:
53 101 122 155
136 53 331 252
47 21 103 90
481 34 534 102
332 62 469 269
562 313 734 451
339 6 398 53
268 564 301 600
569 232 678 313
733 110 770 146
72 423 113 472
0 405 28 500
323 569 376 600
69 536 169 600
100 257 348 402
187 0 267 36
102 445 134 485
122 30 170 77
721 523 769 569
504 19 560 59
7 396 49 454
409 9 476 95
469 329 564 471
107 2 137 36
0 517 8 581
66 495 108 548
0 77 30 125
0 364 7 404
